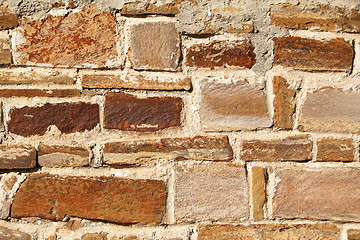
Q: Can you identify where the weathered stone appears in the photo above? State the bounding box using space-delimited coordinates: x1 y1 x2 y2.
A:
0 89 80 98
0 226 31 240
198 223 340 240
46 235 57 240
122 237 137 240
251 167 265 221
103 136 233 165
241 136 312 161
80 70 191 90
11 174 166 223
8 102 99 137
38 144 89 167
82 233 108 240
271 4 360 33
0 145 36 169
185 40 255 69
174 163 249 222
0 31 11 65
317 138 354 162
128 21 180 71
298 88 360 133
200 80 271 131
273 37 353 72
273 76 296 129
104 93 181 131
13 4 119 68
4 175 18 190
272 167 360 221
0 8 17 30
348 229 360 240
121 1 184 15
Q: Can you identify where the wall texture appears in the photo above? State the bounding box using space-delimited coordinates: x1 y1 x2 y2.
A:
0 0 360 239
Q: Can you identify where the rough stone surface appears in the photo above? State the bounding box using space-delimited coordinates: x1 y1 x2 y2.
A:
8 102 100 137
103 136 233 165
0 31 11 65
104 93 182 131
198 224 340 240
252 167 265 221
80 70 191 90
272 167 360 221
348 229 360 240
0 226 32 240
13 4 119 68
317 138 354 162
128 21 180 71
0 7 17 30
11 174 166 223
38 144 89 167
174 163 249 222
121 1 184 15
241 136 312 161
298 88 360 133
0 145 36 169
273 37 354 72
0 89 80 98
200 80 271 131
273 76 295 129
271 4 360 33
185 40 256 69
82 233 108 240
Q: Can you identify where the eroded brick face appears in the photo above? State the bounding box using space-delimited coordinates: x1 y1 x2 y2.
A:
38 144 89 167
11 174 166 223
121 1 182 15
0 145 36 169
317 138 354 162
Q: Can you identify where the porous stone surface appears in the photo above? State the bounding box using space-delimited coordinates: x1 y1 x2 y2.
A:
121 1 183 15
38 144 89 167
348 229 360 240
0 145 36 169
0 31 11 65
317 138 354 162
0 226 32 240
251 166 265 221
0 7 17 30
82 233 108 240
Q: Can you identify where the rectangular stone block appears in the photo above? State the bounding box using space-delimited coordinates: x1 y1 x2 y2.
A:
273 76 295 129
273 37 354 72
185 40 255 69
272 167 360 221
0 226 31 240
348 229 360 240
174 163 249 222
103 136 233 165
0 8 18 30
104 93 181 131
317 138 354 162
241 136 312 161
38 144 89 167
11 174 166 223
251 167 265 221
0 89 80 98
8 102 99 137
0 31 11 65
121 1 181 15
200 80 271 131
0 145 36 169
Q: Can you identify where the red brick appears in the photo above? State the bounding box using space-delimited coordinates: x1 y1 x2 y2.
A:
273 37 354 71
8 102 99 137
271 4 360 33
104 93 181 131
11 174 166 223
185 40 255 69
0 8 18 30
13 4 118 68
0 145 36 169
0 226 31 240
0 89 80 98
272 167 360 221
317 138 354 162
38 144 89 167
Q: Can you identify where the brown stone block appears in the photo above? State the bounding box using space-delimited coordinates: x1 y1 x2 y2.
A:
8 102 99 137
317 138 354 162
0 32 11 65
241 136 312 161
38 144 89 167
0 226 31 240
185 40 255 69
0 145 36 169
348 229 360 240
11 174 166 223
82 233 108 240
121 1 185 15
0 89 80 98
251 167 265 221
104 93 181 131
273 37 354 72
0 8 18 30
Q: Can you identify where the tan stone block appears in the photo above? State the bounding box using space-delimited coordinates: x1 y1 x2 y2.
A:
82 233 108 240
0 145 36 169
0 226 31 240
317 138 354 162
251 166 265 221
38 144 89 167
0 31 11 65
0 8 18 30
348 229 360 240
273 76 295 129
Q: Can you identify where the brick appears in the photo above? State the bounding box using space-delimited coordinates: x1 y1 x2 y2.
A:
13 4 118 68
0 226 31 240
251 167 265 221
82 233 108 240
198 223 340 240
273 76 295 129
80 70 191 91
0 8 18 30
317 138 354 162
298 88 360 133
273 37 353 72
0 89 80 98
271 4 360 33
272 167 360 221
185 40 255 69
174 163 249 222
348 229 360 240
38 144 89 167
104 93 181 131
121 1 183 15
128 22 180 71
200 80 271 131
103 136 233 165
241 136 312 161
0 31 11 65
0 145 36 169
11 174 166 223
8 102 99 137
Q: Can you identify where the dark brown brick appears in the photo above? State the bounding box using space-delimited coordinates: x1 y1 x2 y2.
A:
104 93 181 131
38 144 89 167
0 145 36 169
0 89 80 98
273 76 296 129
273 37 354 71
317 138 354 162
241 136 312 161
0 8 18 30
0 226 31 240
8 102 99 137
11 174 166 223
185 40 255 69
